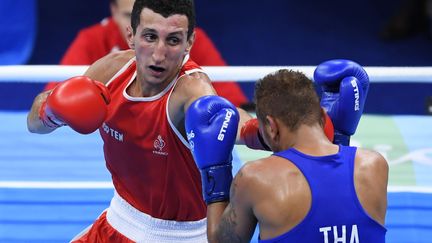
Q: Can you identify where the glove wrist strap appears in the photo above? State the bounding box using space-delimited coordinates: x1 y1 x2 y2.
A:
333 131 350 146
38 101 65 128
257 131 271 151
200 164 233 204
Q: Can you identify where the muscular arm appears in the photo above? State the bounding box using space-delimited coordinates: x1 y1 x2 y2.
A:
27 50 133 134
180 72 217 111
207 167 257 243
174 71 252 143
355 148 389 225
180 72 258 241
236 108 253 143
84 50 135 83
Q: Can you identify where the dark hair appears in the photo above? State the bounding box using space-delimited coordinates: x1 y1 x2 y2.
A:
131 0 195 39
255 69 322 131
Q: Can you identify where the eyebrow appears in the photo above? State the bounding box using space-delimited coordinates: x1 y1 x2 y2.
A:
167 31 185 37
141 28 185 36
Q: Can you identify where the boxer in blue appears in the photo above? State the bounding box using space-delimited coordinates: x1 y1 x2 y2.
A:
187 60 388 243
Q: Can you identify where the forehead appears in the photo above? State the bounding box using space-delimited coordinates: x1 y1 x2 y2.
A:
138 8 189 34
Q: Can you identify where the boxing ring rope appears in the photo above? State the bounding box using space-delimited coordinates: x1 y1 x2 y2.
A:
1 65 432 82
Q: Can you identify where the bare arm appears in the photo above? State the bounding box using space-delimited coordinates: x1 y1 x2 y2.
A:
84 50 135 83
27 50 133 134
236 108 253 144
181 72 217 112
355 148 389 225
177 72 253 144
178 72 258 241
207 167 257 243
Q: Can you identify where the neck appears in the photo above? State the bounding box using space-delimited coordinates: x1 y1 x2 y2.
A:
279 124 339 156
130 69 179 97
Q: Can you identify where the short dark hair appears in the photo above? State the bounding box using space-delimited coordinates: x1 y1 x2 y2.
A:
255 69 322 131
131 0 195 39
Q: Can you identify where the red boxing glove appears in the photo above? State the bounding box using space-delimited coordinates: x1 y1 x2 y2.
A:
39 76 111 134
323 112 335 143
241 114 335 150
240 118 271 150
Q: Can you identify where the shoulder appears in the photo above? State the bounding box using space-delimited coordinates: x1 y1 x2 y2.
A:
230 159 267 201
353 147 388 224
178 71 213 94
232 155 304 201
234 156 298 191
353 147 389 192
174 71 216 111
237 157 273 178
355 147 388 174
84 50 135 84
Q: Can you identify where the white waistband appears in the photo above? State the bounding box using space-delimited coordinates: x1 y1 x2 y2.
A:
106 191 208 242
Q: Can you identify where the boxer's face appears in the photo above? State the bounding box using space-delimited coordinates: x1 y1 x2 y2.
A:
129 8 193 85
111 0 134 42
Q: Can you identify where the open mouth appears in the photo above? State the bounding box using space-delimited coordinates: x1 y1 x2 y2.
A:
149 65 166 73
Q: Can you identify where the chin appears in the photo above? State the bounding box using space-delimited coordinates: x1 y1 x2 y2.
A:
143 72 165 83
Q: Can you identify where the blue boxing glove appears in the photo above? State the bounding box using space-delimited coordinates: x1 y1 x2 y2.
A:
314 59 369 145
185 95 239 204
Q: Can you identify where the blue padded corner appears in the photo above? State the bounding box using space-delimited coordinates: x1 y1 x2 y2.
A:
0 0 37 65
